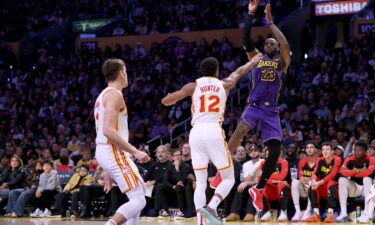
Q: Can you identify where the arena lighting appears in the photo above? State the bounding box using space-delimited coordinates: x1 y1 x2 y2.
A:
304 53 308 59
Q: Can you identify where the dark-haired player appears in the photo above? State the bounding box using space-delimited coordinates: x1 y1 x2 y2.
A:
336 141 374 222
291 141 319 221
162 55 261 225
306 142 342 223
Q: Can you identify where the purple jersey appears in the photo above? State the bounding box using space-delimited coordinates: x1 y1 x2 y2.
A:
248 54 283 107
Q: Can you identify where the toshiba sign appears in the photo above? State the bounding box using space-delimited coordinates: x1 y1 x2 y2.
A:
315 0 368 16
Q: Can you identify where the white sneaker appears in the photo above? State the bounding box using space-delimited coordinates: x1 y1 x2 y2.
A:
4 213 12 217
30 208 42 217
175 211 185 219
292 211 303 222
301 211 311 222
357 214 372 223
260 211 272 222
278 211 288 222
11 212 17 218
336 213 349 222
40 208 51 217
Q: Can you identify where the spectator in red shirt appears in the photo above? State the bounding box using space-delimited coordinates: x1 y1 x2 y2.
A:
56 156 73 172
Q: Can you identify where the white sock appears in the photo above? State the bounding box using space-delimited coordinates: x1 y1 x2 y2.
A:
291 180 301 213
314 208 319 214
208 196 221 210
338 178 348 216
328 208 333 213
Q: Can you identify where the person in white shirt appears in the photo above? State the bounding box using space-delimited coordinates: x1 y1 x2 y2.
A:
225 143 264 222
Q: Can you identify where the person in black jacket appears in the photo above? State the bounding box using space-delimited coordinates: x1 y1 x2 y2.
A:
144 145 171 216
155 149 195 218
0 155 25 202
5 160 43 217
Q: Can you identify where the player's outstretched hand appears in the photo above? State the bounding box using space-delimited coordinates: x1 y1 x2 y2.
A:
103 171 113 193
264 4 273 24
134 150 150 163
248 0 260 14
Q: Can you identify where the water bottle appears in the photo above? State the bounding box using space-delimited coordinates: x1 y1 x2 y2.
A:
291 166 298 180
356 206 361 219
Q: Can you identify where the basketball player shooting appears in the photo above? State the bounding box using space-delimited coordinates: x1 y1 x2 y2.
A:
94 59 150 225
162 54 262 225
225 0 290 212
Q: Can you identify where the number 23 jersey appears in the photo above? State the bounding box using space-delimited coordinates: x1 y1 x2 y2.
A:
248 54 283 106
191 77 227 126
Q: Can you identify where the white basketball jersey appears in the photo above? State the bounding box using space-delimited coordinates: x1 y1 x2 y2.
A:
191 77 227 126
94 87 129 145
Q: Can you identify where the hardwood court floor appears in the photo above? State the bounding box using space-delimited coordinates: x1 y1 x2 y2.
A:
0 216 360 225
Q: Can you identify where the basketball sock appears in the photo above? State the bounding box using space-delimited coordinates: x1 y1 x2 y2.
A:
209 166 235 210
208 195 221 211
194 169 208 210
256 139 280 189
338 178 348 215
116 186 146 222
291 180 301 212
314 208 319 214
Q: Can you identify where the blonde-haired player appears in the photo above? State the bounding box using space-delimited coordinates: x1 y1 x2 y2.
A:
94 59 150 225
162 54 261 225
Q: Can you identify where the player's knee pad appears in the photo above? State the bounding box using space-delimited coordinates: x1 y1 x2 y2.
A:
265 139 281 162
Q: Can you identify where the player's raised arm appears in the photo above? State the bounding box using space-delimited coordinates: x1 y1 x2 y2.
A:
243 0 261 60
264 4 290 73
162 82 196 106
223 53 262 90
103 90 148 161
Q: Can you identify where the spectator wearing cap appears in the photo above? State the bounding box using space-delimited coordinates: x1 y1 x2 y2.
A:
52 164 93 217
225 143 263 222
334 145 344 159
